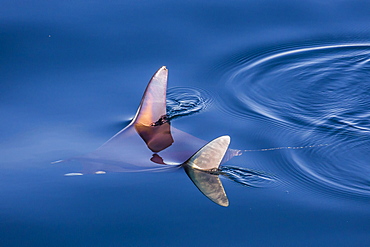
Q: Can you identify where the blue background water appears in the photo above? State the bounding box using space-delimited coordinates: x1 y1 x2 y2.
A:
1 1 369 246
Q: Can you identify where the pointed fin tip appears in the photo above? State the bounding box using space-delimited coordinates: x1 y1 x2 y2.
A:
153 66 168 81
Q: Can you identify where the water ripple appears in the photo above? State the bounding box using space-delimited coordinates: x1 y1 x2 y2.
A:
219 166 277 188
222 43 370 197
166 87 211 120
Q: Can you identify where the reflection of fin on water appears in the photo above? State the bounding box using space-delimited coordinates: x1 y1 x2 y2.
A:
57 66 275 207
183 136 230 207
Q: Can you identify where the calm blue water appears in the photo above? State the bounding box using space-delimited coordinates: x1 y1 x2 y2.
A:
1 1 369 246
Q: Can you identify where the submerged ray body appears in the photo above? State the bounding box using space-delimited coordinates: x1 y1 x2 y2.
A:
63 66 244 206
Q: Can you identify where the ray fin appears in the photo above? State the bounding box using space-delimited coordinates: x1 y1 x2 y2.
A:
185 136 230 170
183 136 230 207
131 66 174 152
132 66 168 125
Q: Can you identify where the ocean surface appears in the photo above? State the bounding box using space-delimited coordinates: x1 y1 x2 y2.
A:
1 1 369 246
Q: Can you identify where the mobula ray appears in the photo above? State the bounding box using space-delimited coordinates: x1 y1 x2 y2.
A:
61 66 244 207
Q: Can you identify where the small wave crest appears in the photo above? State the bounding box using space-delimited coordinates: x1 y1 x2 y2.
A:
166 87 211 120
224 44 370 133
221 43 370 197
219 166 277 188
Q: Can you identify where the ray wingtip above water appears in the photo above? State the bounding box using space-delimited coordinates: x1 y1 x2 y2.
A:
148 66 168 87
182 136 231 206
132 66 169 126
219 135 231 145
185 135 231 171
153 65 168 80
